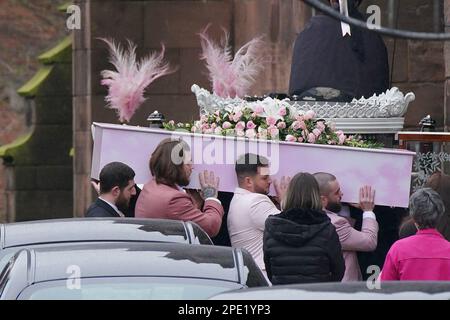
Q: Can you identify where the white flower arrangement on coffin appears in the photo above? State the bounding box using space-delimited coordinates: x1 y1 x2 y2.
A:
164 93 382 148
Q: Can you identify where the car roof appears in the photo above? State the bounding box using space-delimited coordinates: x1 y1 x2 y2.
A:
0 218 212 247
210 281 450 300
11 242 254 284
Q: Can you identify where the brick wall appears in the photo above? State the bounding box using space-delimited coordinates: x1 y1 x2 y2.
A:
360 0 446 130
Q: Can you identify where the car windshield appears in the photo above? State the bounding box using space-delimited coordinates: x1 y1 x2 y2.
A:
18 277 242 300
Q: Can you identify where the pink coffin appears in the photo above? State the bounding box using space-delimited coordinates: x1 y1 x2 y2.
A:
91 122 416 208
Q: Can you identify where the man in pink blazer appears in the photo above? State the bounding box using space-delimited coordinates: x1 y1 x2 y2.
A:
135 138 224 237
314 173 378 281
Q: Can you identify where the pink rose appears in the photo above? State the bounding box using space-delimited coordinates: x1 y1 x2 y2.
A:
251 112 257 118
316 121 326 131
336 130 344 136
245 129 257 139
222 121 232 129
313 128 321 138
338 134 346 145
299 121 306 130
204 128 213 134
254 105 264 114
268 126 279 139
304 110 315 120
200 115 208 123
214 110 220 116
235 121 246 131
236 130 245 137
297 136 304 143
232 110 243 122
278 107 287 117
291 121 300 130
266 116 277 127
246 120 256 130
296 115 305 122
285 135 296 142
277 121 286 129
211 123 217 129
308 133 316 143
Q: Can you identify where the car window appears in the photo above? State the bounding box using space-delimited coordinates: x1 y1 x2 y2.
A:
18 277 242 300
241 250 270 287
0 255 16 297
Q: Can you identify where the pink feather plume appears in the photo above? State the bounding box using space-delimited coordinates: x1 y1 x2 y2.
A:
199 26 265 98
100 38 175 123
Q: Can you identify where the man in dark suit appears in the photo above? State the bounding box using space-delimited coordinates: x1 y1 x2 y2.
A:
86 162 137 218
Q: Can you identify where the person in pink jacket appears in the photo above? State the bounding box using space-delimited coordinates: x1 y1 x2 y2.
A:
314 172 378 281
381 188 450 281
135 138 224 237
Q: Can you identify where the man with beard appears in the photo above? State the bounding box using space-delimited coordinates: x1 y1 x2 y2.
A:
135 138 224 237
313 172 378 281
228 153 289 275
86 162 137 218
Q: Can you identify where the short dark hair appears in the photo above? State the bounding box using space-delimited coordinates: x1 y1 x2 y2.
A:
150 138 190 186
313 172 337 196
235 153 269 181
99 162 135 194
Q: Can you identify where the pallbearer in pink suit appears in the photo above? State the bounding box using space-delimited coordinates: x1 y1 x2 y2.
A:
135 138 224 237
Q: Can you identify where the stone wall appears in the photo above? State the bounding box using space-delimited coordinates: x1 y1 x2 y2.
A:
445 0 450 131
360 0 446 130
1 38 73 222
0 0 69 222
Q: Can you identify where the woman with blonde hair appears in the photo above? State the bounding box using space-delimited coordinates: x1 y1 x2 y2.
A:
263 172 345 285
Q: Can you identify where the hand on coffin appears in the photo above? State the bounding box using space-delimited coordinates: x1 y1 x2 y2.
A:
273 176 291 204
359 185 376 212
91 179 100 196
199 170 220 199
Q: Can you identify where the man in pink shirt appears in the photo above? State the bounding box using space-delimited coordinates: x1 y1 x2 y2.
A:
381 188 450 281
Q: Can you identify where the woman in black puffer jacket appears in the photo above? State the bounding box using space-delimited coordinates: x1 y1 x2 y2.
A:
263 172 345 284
